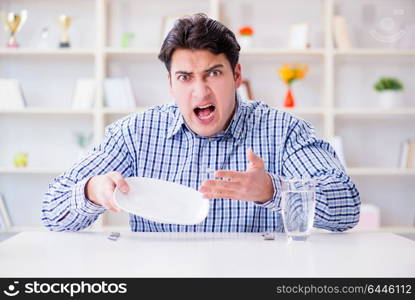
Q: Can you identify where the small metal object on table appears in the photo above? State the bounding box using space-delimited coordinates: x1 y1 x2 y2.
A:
107 232 120 241
262 232 275 240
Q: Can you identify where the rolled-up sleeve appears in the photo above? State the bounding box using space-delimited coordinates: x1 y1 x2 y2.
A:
282 118 360 231
255 117 360 232
42 120 134 231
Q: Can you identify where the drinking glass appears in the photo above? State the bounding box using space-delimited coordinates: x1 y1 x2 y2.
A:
280 177 316 241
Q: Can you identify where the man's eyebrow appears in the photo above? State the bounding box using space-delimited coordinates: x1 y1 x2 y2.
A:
174 64 224 75
174 70 192 75
204 64 224 73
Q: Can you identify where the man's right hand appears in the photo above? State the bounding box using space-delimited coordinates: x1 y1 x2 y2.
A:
85 171 129 212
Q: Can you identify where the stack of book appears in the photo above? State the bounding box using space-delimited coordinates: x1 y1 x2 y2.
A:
0 79 26 110
399 139 415 169
0 193 12 230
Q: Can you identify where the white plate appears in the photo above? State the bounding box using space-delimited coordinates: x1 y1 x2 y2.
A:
113 177 210 225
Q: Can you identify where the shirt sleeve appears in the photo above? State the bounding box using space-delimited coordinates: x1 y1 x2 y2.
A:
41 121 134 231
256 117 361 232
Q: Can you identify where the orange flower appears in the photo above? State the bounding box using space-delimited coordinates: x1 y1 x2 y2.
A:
278 63 309 85
239 26 254 36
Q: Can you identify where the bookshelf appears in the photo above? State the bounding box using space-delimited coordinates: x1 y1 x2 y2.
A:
0 0 414 233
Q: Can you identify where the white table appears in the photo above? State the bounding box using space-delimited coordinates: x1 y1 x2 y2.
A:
1 231 414 277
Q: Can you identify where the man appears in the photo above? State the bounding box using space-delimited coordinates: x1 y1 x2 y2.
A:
42 13 360 232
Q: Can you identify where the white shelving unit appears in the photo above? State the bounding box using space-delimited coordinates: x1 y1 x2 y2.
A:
0 0 414 233
0 48 95 55
334 108 415 116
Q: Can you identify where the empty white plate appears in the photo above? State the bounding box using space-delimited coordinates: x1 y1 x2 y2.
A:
113 177 210 225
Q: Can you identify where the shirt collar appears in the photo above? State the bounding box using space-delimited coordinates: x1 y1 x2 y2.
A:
167 93 247 141
166 109 186 138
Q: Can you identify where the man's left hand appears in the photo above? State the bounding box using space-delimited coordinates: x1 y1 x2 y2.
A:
199 148 274 203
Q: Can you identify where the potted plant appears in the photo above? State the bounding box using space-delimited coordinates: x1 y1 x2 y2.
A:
238 26 254 49
374 77 404 109
75 132 93 159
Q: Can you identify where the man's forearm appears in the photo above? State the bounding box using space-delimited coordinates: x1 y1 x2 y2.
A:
42 176 105 232
312 169 360 231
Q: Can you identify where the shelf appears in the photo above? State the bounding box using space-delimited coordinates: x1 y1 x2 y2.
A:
103 107 324 116
105 48 415 57
103 107 150 114
88 225 130 232
334 49 415 56
278 107 325 115
350 227 415 234
334 108 415 116
240 48 325 56
315 226 415 234
0 108 95 115
347 168 415 176
105 48 160 55
0 225 130 233
0 168 65 175
105 48 326 56
1 226 47 233
0 48 95 56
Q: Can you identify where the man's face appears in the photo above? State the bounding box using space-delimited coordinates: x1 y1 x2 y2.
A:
168 49 242 137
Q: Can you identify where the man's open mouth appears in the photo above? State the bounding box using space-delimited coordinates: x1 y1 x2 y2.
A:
194 104 216 120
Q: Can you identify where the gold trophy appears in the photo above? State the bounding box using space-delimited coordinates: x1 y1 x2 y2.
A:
1 10 28 48
59 14 71 48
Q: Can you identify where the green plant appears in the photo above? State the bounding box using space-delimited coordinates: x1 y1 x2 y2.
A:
374 77 404 92
75 132 93 149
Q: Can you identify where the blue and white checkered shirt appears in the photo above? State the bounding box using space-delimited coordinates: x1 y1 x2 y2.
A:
42 97 360 232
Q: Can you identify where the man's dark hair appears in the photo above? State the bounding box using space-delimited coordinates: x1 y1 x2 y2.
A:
158 13 240 73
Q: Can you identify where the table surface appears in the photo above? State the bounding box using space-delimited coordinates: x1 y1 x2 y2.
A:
1 231 415 277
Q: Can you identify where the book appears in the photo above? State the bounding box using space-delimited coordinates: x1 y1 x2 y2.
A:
288 22 309 49
329 136 347 168
398 140 409 169
0 79 26 110
332 15 353 49
123 77 136 108
72 78 96 109
398 139 415 169
406 139 415 168
0 193 12 229
104 77 136 109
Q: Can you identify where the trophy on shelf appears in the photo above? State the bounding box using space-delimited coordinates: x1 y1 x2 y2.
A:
58 14 71 48
1 10 28 48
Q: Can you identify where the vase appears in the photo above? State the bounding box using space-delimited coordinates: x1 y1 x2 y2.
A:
378 90 403 109
284 86 295 108
238 35 253 50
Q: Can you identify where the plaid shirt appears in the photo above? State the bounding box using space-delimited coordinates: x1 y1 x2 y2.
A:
42 97 360 232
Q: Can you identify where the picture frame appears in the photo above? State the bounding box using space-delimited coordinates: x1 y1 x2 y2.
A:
238 80 253 100
72 78 96 109
104 77 136 109
288 22 310 49
332 15 353 49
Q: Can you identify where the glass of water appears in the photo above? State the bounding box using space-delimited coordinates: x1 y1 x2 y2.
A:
280 177 316 242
